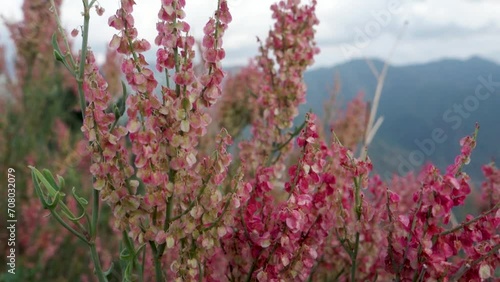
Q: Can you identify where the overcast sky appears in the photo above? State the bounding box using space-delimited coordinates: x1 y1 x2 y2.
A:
1 0 500 69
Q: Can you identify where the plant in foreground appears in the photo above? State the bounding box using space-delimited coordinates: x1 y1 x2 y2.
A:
27 0 499 281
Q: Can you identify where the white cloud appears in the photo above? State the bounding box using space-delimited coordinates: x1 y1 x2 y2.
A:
1 0 500 69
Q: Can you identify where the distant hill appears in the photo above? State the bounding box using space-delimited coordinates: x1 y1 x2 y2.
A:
299 56 500 182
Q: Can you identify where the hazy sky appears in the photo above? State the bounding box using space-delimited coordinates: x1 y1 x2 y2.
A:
1 0 500 68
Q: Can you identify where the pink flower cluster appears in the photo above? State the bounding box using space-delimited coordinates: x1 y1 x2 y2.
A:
238 0 319 179
386 129 499 281
65 0 500 281
480 163 500 211
82 0 240 280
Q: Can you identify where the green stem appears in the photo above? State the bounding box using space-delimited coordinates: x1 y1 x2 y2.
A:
157 196 174 257
245 260 257 282
90 242 107 282
51 195 88 232
350 174 362 281
170 176 211 222
201 198 230 232
350 232 360 281
77 0 92 119
50 0 77 70
272 120 306 153
122 230 142 279
91 188 100 238
353 177 362 220
51 210 88 243
140 245 146 282
50 0 107 281
149 242 164 282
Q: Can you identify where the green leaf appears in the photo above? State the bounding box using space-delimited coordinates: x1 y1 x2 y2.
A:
57 175 65 190
53 50 65 62
120 248 131 260
46 191 63 209
134 243 146 257
29 167 69 210
59 187 87 221
30 167 62 199
103 262 114 278
119 80 128 114
31 169 49 209
113 105 120 120
42 169 60 191
72 187 89 206
181 97 191 111
51 32 74 75
123 263 133 282
52 33 63 58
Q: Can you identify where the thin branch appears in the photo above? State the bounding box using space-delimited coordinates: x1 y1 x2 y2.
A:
450 244 500 281
439 203 499 237
364 58 379 78
365 116 384 145
361 22 408 160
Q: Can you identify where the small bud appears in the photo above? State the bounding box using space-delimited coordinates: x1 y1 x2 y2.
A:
95 6 105 16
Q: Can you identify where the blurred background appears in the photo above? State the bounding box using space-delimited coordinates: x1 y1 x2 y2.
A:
0 0 499 281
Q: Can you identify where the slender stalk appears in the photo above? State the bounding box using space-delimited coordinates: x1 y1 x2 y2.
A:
438 203 499 237
51 210 89 243
170 177 211 222
79 3 107 281
91 188 99 238
245 260 257 282
50 0 77 70
149 242 164 282
140 245 146 282
350 229 360 281
157 195 174 257
201 198 231 232
450 244 500 281
122 230 144 281
75 0 92 119
361 22 407 160
90 242 107 282
353 177 362 220
51 0 107 280
272 120 307 153
350 174 362 281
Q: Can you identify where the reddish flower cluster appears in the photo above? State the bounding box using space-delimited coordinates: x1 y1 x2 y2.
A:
386 128 499 281
480 163 500 211
238 0 319 177
30 0 500 281
80 49 135 230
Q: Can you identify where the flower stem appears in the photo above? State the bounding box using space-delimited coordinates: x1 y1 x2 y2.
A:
438 203 499 237
350 232 360 282
90 242 107 282
91 188 99 237
149 242 164 282
51 210 88 243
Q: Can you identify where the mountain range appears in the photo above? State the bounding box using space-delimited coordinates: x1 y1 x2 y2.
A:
299 56 500 183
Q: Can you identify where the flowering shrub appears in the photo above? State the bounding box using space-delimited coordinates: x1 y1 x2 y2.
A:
14 0 499 281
